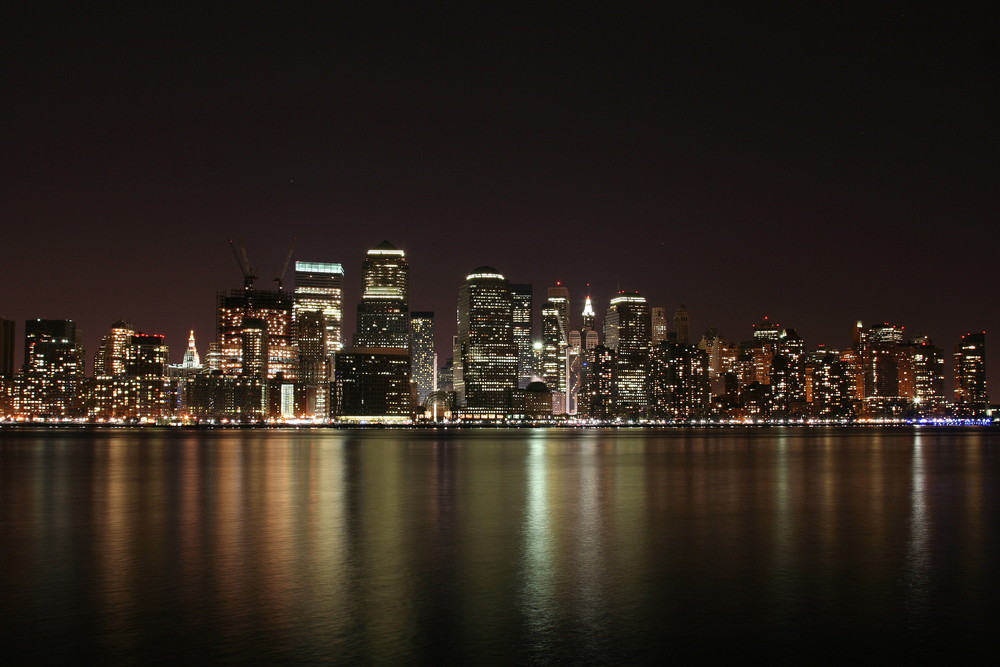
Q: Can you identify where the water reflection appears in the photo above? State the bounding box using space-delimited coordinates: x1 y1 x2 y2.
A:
1 427 999 663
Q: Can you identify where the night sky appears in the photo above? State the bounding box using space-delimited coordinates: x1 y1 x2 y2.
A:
3 5 997 391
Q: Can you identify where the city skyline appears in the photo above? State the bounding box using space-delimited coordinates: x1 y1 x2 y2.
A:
0 235 990 423
2 6 996 392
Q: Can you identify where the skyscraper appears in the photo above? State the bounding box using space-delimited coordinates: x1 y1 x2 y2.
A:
354 241 409 349
604 292 651 418
651 307 668 344
510 284 534 388
674 305 690 345
94 320 135 378
954 331 988 414
410 312 436 405
454 267 517 415
294 261 345 355
13 319 85 418
540 285 570 412
547 283 570 337
0 317 14 378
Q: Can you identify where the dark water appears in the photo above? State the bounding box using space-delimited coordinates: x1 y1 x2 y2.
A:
2 427 999 664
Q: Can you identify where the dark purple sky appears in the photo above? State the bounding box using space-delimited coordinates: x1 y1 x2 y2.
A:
3 5 997 391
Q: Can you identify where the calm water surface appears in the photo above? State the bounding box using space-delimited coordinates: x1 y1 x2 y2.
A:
2 427 999 664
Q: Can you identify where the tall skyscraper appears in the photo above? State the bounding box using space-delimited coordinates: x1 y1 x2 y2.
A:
0 317 14 378
604 292 651 418
540 284 570 412
410 312 436 405
954 331 988 414
181 330 201 368
354 241 409 349
454 267 517 415
674 305 690 345
903 335 945 412
94 320 135 378
13 319 85 418
294 261 345 355
510 284 534 388
651 307 668 344
581 293 596 334
547 283 570 337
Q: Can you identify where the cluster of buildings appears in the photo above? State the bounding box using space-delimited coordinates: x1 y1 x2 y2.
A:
0 241 992 424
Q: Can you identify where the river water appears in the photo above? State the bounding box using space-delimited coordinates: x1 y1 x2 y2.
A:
2 427 998 664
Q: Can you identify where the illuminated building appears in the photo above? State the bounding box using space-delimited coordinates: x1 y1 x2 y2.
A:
582 293 596 332
89 325 172 421
454 267 517 416
511 380 553 419
804 348 853 418
586 345 617 419
857 322 907 416
572 294 600 417
354 241 409 349
0 317 13 378
540 287 569 413
294 310 328 417
217 288 296 378
185 375 267 421
954 331 988 414
510 284 535 387
674 305 690 345
410 312 436 405
769 328 805 416
904 335 945 413
547 283 570 337
752 317 783 344
651 307 668 344
181 330 200 368
13 319 85 418
240 318 269 381
166 331 204 416
648 340 710 419
294 261 345 355
332 348 412 422
94 320 134 378
604 292 651 418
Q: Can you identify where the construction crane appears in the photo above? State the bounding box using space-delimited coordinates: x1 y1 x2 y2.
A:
273 239 296 290
228 239 258 290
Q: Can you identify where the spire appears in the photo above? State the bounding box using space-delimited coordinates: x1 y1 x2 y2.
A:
183 330 201 368
582 295 595 318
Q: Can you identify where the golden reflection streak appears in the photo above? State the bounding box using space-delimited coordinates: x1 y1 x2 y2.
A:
905 433 930 625
520 431 555 637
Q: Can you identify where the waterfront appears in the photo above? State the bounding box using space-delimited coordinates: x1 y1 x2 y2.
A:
2 427 999 664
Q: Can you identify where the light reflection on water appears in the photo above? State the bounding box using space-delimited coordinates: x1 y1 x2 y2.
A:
2 427 1000 663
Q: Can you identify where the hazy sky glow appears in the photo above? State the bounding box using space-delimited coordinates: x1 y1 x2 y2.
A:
3 6 996 390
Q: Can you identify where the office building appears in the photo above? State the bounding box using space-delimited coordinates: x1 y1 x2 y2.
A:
510 284 534 387
217 288 296 378
454 267 517 415
332 348 412 422
955 331 988 414
651 307 668 344
410 311 436 405
13 319 85 418
354 241 409 349
674 305 690 345
604 292 651 418
294 261 345 355
0 318 13 378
